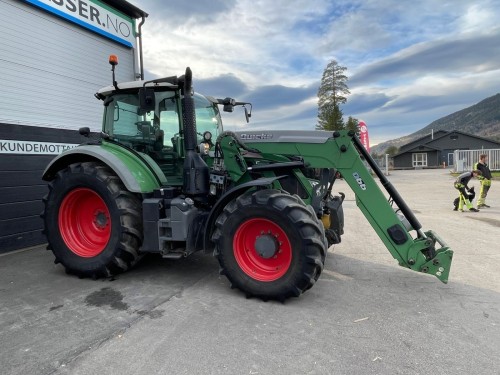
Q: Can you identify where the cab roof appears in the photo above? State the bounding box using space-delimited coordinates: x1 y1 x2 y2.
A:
97 80 177 96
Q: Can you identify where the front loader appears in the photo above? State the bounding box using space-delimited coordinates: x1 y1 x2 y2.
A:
42 58 453 301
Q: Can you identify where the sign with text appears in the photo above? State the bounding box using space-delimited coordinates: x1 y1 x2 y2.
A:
358 121 370 153
0 139 78 155
24 0 135 47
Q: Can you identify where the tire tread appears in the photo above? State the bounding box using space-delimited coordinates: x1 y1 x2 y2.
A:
213 189 327 301
42 161 143 278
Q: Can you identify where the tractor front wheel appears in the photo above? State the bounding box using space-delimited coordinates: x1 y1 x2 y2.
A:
213 189 327 301
42 162 143 278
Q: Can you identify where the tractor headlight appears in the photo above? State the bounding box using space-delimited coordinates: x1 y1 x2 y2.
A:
198 142 210 155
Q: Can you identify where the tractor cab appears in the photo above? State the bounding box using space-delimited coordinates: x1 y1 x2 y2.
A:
91 55 250 187
95 81 222 184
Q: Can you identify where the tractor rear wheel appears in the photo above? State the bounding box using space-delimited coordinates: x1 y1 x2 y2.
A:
213 189 327 301
42 162 143 278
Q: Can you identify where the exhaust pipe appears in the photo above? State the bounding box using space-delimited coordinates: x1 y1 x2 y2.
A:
181 67 209 197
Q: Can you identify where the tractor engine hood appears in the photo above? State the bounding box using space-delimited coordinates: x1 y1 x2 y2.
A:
234 130 332 144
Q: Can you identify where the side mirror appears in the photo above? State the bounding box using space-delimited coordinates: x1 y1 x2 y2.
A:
244 107 250 123
139 88 156 112
216 98 252 122
220 97 235 112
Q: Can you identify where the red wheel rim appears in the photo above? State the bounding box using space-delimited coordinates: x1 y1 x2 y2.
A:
58 188 111 257
233 218 292 282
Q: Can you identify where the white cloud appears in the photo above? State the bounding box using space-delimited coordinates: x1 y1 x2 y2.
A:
128 0 500 143
458 2 498 33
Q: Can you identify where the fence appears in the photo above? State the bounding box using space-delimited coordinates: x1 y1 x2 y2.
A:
372 154 393 175
453 149 500 172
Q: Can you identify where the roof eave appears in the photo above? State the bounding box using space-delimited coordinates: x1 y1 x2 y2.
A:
101 0 148 19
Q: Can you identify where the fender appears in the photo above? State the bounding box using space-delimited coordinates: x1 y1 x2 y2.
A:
42 143 167 193
203 176 285 253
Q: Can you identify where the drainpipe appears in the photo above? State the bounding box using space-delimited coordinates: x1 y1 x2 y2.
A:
137 15 146 80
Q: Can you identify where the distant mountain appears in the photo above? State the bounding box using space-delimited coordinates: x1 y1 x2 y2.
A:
371 93 500 155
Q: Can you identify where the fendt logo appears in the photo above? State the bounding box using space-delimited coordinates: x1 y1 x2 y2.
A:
353 172 367 190
239 133 274 140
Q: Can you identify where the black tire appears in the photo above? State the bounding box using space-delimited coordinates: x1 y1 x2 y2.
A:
212 189 327 301
42 161 143 278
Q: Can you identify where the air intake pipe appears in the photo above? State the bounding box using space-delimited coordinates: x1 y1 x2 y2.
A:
181 67 209 197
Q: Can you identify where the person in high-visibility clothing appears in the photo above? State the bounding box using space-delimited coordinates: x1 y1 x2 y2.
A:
474 154 492 208
454 170 481 212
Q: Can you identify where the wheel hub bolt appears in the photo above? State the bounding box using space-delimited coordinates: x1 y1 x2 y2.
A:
94 211 108 228
254 234 279 259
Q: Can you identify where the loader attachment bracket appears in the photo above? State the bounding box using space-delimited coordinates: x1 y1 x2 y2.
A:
405 230 453 283
419 230 453 283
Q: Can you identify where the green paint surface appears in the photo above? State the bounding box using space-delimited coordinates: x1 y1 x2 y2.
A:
230 130 453 282
101 141 165 192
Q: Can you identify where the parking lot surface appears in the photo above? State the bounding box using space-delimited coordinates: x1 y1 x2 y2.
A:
1 169 499 374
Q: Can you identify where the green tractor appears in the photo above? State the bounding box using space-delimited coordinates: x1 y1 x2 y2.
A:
42 58 453 301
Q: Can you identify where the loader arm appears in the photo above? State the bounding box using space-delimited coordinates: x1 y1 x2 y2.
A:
233 130 453 283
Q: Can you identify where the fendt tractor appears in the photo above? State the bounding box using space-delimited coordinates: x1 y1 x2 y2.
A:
42 56 453 301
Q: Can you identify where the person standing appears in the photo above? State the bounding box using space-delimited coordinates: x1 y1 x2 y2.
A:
454 170 481 212
474 154 492 208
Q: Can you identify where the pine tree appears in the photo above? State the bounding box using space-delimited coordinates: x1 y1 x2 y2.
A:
317 60 350 131
385 145 399 156
315 103 345 131
345 116 359 134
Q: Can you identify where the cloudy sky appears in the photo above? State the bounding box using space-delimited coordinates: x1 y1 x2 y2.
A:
128 0 500 145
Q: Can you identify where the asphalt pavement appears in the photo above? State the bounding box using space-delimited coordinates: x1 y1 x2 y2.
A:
1 169 499 375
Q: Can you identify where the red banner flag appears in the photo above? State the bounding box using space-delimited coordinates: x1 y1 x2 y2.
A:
358 121 370 153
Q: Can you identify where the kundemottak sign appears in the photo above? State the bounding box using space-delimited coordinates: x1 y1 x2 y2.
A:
24 0 135 47
0 139 78 155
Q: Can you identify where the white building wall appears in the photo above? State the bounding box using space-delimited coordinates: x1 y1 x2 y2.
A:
0 0 143 252
0 0 137 131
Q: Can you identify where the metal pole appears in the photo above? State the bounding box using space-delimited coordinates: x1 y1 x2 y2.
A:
385 153 389 176
138 16 146 80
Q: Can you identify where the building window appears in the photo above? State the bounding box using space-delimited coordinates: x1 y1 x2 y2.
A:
412 153 427 167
